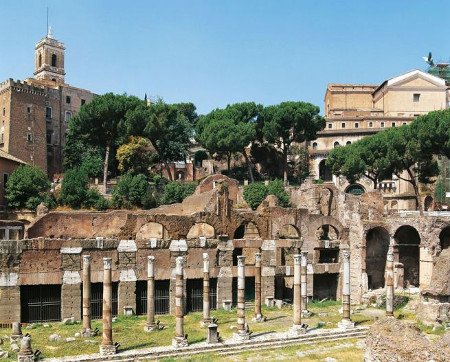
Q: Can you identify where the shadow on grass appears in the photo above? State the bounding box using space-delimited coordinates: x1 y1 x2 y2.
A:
264 315 286 322
120 342 153 352
251 330 276 338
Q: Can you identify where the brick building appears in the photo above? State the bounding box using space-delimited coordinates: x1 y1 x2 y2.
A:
0 29 94 177
0 149 27 209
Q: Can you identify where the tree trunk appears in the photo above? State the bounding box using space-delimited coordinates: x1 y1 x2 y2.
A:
405 168 423 215
283 148 288 186
243 152 254 183
103 144 110 194
165 163 173 181
227 153 231 172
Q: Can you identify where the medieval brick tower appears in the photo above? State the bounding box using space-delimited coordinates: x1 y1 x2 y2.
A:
33 28 66 84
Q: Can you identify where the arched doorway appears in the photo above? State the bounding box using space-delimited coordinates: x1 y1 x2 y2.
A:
345 184 365 196
366 227 390 289
186 222 215 239
424 195 433 211
439 226 450 251
319 159 332 182
233 221 260 240
394 225 420 287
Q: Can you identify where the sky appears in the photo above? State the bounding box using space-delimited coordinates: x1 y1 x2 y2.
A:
0 0 449 115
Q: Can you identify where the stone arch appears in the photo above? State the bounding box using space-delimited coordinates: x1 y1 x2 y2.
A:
186 222 215 239
424 195 433 211
277 224 301 239
365 226 390 289
308 216 344 241
319 159 332 182
345 183 365 196
136 221 169 240
233 221 260 240
315 224 339 241
439 226 450 251
394 225 420 287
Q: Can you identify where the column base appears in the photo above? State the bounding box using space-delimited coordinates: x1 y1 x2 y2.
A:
81 329 96 337
172 336 189 348
337 319 355 330
144 323 159 332
18 355 35 362
10 334 22 343
201 318 213 327
251 314 266 322
99 344 117 356
301 310 312 318
233 330 251 342
288 324 307 337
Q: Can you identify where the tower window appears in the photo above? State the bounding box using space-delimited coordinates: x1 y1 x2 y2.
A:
341 122 346 129
368 121 373 128
3 173 8 189
392 122 396 127
65 111 72 122
46 107 52 119
327 123 332 129
354 122 359 129
46 130 53 144
38 53 42 68
27 107 31 114
51 54 57 67
381 122 385 128
312 142 318 150
2 108 5 116
413 93 420 102
66 96 71 104
27 133 33 142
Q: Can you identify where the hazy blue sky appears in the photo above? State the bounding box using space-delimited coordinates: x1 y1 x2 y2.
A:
1 0 449 114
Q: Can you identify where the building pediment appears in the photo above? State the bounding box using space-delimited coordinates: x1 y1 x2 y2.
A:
386 70 446 90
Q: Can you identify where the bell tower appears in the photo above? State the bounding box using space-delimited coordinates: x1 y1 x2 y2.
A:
34 27 66 83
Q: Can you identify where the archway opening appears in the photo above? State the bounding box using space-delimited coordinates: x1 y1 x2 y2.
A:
394 225 420 287
136 222 169 240
315 224 340 263
424 195 433 211
187 222 215 239
319 159 332 182
345 184 365 196
233 221 260 240
366 227 389 289
439 226 450 251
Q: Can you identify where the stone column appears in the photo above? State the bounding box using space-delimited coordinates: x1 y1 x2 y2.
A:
300 251 310 317
10 322 22 343
100 257 117 355
82 255 93 337
253 252 264 322
202 253 212 326
145 256 157 331
289 254 306 336
338 250 355 329
386 248 395 317
17 336 34 362
172 256 188 348
234 255 251 341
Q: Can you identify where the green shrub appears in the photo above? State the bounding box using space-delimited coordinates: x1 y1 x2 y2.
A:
112 173 149 208
5 165 51 210
267 179 290 207
60 168 90 209
162 182 196 205
243 183 268 210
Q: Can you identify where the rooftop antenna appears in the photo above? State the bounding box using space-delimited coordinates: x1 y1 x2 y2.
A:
46 7 49 35
46 7 53 38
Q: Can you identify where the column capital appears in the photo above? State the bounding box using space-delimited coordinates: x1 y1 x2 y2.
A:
203 252 209 262
237 255 245 267
83 255 91 265
147 255 155 264
176 256 184 275
103 257 112 270
342 250 350 261
293 254 301 265
387 250 394 262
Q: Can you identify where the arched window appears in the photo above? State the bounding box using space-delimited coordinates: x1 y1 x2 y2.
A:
38 53 42 67
312 142 318 150
346 141 351 146
333 141 340 148
51 54 57 67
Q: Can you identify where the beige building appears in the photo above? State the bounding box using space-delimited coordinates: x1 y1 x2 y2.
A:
311 70 448 210
0 29 94 177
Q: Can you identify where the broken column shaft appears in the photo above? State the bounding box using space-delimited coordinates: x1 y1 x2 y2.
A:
338 250 354 329
234 255 250 341
145 255 157 331
386 248 395 317
100 257 117 355
253 252 264 322
172 256 188 348
300 251 309 317
17 335 34 362
289 254 306 335
202 253 211 326
82 255 93 337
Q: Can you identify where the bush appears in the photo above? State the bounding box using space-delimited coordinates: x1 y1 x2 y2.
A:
162 182 196 205
5 165 51 210
116 136 156 175
60 168 89 209
243 183 268 210
267 179 290 207
112 173 149 208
